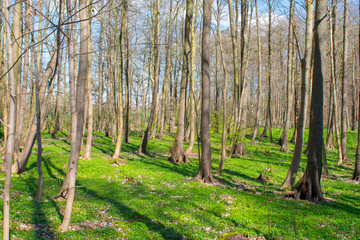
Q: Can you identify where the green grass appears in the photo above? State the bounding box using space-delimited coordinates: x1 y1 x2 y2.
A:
0 128 359 239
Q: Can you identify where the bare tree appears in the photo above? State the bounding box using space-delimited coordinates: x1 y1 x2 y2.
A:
249 0 262 145
279 0 295 152
195 0 213 183
3 0 17 237
168 0 193 163
340 0 350 164
282 0 313 188
294 0 327 201
59 0 89 231
216 0 229 176
139 0 161 154
353 2 360 181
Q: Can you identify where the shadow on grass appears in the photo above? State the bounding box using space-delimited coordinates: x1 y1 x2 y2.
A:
20 174 57 239
44 157 185 239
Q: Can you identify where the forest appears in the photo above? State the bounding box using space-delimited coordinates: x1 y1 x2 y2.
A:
0 0 359 239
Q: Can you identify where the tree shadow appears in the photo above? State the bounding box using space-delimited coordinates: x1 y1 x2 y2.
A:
20 175 58 239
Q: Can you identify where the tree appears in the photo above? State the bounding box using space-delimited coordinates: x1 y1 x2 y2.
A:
260 0 274 143
279 0 295 152
139 0 161 154
168 0 194 163
3 0 17 237
294 0 327 201
158 0 174 139
216 0 229 176
83 8 93 160
282 0 313 188
340 0 350 164
59 0 89 231
249 0 262 145
195 0 213 183
353 1 360 181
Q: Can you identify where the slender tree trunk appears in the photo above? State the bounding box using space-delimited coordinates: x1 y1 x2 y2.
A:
59 0 89 231
340 0 349 163
3 0 17 237
113 2 126 159
158 0 174 139
261 0 273 143
32 22 43 202
294 0 326 202
282 0 313 188
168 0 193 163
185 0 198 155
14 1 30 154
279 0 295 152
329 3 343 164
195 0 213 183
82 17 93 160
250 0 262 145
139 0 161 154
124 2 130 143
353 3 360 181
216 0 228 175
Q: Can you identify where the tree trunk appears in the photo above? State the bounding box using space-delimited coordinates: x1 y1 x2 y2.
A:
14 1 30 154
261 0 273 143
185 0 199 155
168 0 193 163
3 0 17 237
113 2 126 159
124 2 130 143
340 0 349 163
31 21 43 202
279 0 295 152
139 0 161 154
59 0 89 231
195 0 213 183
294 0 326 202
282 0 313 188
353 3 360 181
250 0 262 145
216 0 228 176
329 2 343 165
158 0 174 139
82 16 93 160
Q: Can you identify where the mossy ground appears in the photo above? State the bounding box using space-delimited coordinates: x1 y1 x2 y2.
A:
0 128 359 239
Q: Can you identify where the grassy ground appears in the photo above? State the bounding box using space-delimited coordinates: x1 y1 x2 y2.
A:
0 128 359 239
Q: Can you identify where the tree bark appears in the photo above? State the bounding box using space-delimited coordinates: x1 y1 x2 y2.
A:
184 0 199 155
294 0 326 202
3 0 17 237
282 0 313 188
279 0 295 152
353 3 360 181
340 0 349 163
158 0 174 139
82 16 93 160
139 0 161 154
59 0 89 231
113 2 126 159
329 2 343 165
216 0 228 176
250 0 262 145
261 0 273 143
168 0 193 163
14 1 30 154
195 0 213 183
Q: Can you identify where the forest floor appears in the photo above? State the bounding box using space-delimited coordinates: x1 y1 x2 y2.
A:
0 128 359 239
